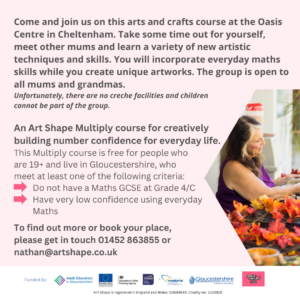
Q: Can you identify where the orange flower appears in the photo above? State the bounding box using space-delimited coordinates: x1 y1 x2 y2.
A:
262 198 274 212
256 235 267 246
261 230 277 242
287 233 300 244
230 210 245 223
248 223 267 245
235 223 251 242
233 201 248 213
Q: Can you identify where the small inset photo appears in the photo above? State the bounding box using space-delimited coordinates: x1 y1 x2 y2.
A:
206 89 300 266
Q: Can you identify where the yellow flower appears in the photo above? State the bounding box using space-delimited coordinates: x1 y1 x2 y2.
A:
251 198 264 210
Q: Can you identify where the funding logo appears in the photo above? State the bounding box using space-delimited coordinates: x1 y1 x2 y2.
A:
160 275 183 285
242 272 265 287
189 276 234 285
99 274 113 287
65 276 93 284
118 275 138 285
143 274 154 285
54 275 65 286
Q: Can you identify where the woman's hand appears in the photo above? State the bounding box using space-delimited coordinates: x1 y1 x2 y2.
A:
292 183 300 195
274 174 300 186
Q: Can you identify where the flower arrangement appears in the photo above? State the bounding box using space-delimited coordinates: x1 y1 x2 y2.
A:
249 195 300 223
227 199 300 249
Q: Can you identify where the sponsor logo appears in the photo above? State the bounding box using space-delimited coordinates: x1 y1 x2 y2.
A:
143 274 154 285
160 275 183 285
118 275 138 285
99 274 113 287
54 275 65 286
65 276 93 284
242 272 265 287
189 276 234 285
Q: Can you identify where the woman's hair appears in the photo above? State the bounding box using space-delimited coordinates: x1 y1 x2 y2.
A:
220 115 263 177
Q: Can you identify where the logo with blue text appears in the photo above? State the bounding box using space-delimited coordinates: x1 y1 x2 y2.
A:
54 275 65 286
99 274 113 287
65 276 93 284
189 276 234 285
160 275 183 285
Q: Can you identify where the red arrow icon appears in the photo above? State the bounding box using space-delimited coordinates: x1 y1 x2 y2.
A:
14 182 27 192
14 195 27 204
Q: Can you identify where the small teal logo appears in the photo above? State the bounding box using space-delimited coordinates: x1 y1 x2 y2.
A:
190 277 195 284
54 275 65 286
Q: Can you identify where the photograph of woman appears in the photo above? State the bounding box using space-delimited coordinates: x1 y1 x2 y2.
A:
216 115 300 212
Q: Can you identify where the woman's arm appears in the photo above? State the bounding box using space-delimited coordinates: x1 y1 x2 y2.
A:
223 161 300 201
